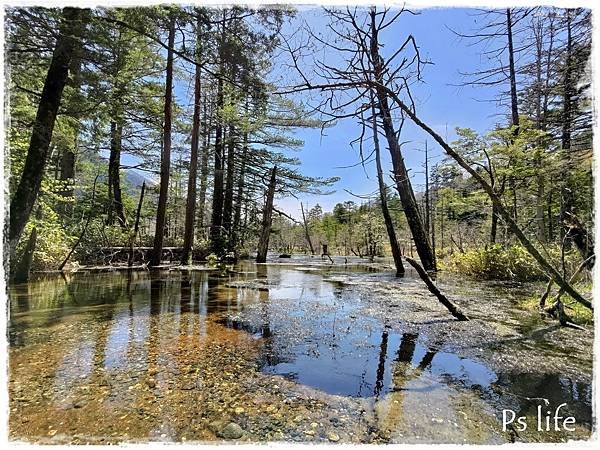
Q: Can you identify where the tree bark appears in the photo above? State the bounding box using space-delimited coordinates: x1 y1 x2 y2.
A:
371 97 404 277
9 7 88 254
369 10 435 272
150 15 175 267
129 181 146 267
256 166 277 263
181 23 202 265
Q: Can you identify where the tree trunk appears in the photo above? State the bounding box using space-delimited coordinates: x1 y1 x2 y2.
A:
181 26 202 265
547 188 554 242
490 205 499 244
209 76 225 254
107 120 127 227
300 202 315 255
58 28 85 219
150 15 175 267
196 96 211 239
506 9 520 132
383 87 593 311
209 14 227 255
371 97 404 277
59 144 76 216
256 167 277 263
369 10 435 272
222 124 236 248
533 19 546 242
377 94 435 272
560 9 576 243
9 7 88 254
232 133 248 248
13 221 38 283
129 181 146 267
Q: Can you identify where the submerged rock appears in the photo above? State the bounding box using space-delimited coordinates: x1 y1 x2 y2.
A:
327 432 340 442
220 422 244 439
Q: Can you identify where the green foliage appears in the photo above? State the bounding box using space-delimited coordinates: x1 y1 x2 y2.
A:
19 204 72 271
444 244 584 282
518 282 593 325
206 253 219 266
444 245 543 281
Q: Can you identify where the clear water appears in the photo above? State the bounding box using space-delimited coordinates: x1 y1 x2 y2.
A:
7 262 593 443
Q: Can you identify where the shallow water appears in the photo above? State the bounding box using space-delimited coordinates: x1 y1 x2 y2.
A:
8 259 594 443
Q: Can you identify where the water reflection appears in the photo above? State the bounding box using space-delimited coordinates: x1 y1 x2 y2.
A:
8 264 593 443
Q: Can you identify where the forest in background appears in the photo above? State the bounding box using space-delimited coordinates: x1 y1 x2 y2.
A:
4 5 593 320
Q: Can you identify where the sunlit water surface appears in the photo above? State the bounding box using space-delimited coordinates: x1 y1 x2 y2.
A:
8 260 593 443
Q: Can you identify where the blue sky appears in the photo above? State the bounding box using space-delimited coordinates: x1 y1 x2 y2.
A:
272 7 505 218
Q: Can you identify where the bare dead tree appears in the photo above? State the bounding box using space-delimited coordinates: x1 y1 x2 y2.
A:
277 5 592 312
278 5 435 272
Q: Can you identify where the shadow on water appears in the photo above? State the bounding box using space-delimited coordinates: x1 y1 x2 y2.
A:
8 261 593 441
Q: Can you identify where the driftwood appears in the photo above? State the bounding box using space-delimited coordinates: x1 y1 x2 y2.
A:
405 256 469 321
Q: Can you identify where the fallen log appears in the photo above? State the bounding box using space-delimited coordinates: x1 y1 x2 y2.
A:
405 256 469 321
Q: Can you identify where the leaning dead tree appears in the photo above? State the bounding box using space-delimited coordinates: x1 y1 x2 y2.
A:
382 88 592 311
368 92 404 277
405 257 468 321
278 5 591 313
280 6 435 273
300 202 315 255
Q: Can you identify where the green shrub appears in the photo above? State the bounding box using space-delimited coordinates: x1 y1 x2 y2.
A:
444 244 583 282
206 253 219 266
